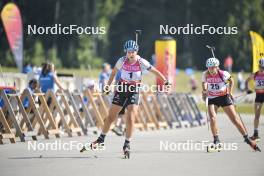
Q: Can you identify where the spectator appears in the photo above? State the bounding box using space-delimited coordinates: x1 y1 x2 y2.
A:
237 70 245 91
224 55 233 73
0 86 15 108
190 74 197 92
99 63 111 91
87 79 96 92
115 70 121 83
22 79 39 110
22 63 33 74
39 63 64 93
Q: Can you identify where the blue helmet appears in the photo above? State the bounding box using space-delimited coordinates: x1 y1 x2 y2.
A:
124 40 138 52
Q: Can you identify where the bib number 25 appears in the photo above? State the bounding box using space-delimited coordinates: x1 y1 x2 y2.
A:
210 84 220 90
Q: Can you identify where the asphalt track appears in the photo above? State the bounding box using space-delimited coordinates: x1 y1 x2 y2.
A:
0 113 263 176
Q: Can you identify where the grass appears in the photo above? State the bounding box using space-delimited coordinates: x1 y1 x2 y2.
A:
0 66 19 73
57 68 101 78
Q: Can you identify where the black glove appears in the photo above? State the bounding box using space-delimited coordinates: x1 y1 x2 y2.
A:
164 80 170 86
202 90 207 101
103 85 111 95
246 90 253 94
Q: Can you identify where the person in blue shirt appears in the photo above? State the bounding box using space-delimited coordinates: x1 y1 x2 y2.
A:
99 63 111 92
39 63 64 93
39 63 64 106
22 79 38 110
22 63 33 74
115 70 121 82
0 87 15 108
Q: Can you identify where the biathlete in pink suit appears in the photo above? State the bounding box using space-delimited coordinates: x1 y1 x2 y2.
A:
245 58 264 142
202 57 261 152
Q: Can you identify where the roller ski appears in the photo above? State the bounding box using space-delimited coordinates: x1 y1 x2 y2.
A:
123 142 130 159
206 136 222 153
80 138 105 153
245 137 261 152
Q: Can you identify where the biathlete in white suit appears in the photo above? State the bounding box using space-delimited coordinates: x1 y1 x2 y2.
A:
81 40 170 157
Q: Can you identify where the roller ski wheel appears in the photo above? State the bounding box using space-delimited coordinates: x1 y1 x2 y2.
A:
80 140 105 153
250 135 260 143
123 149 130 159
206 142 222 153
247 140 261 152
90 140 105 150
80 146 87 153
123 145 130 159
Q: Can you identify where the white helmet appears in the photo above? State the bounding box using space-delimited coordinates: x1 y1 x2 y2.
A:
259 58 264 67
206 57 219 68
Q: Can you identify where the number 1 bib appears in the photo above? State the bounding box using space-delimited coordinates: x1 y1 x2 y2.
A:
120 58 142 82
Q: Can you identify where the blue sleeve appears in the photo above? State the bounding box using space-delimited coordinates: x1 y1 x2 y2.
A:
99 73 104 82
0 98 4 108
23 97 29 108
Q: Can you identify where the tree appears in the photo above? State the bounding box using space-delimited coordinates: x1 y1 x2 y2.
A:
76 35 103 68
31 40 45 66
47 47 61 68
0 0 264 71
220 0 264 71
